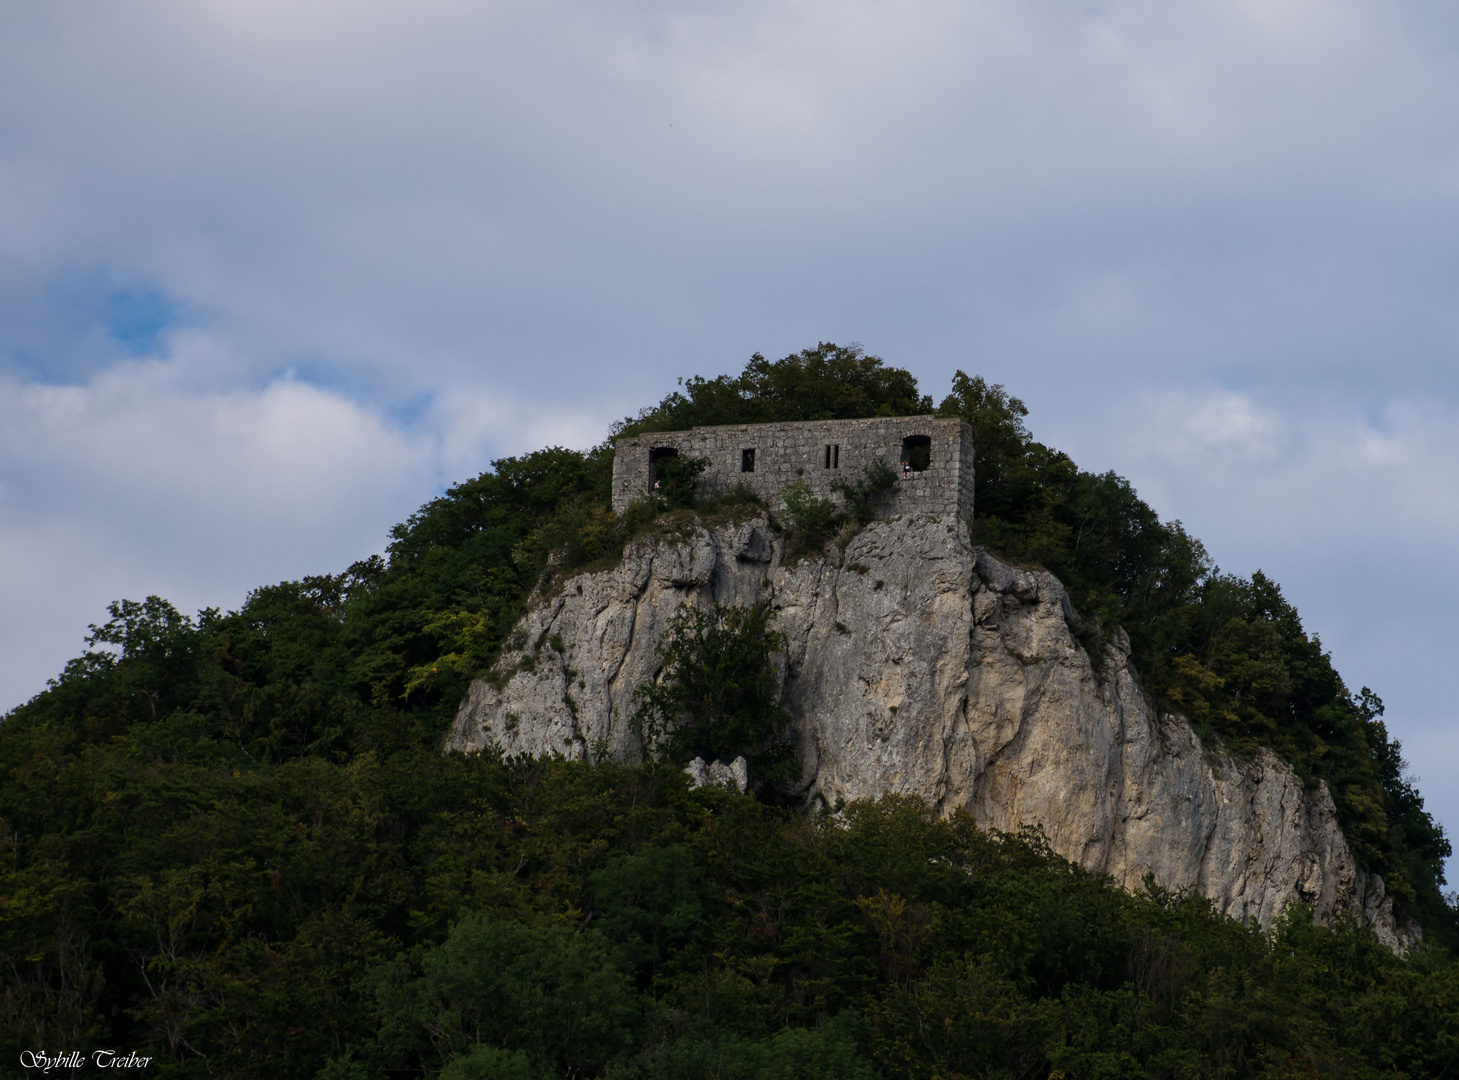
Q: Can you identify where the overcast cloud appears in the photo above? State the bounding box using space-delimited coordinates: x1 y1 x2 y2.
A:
2 0 1457 876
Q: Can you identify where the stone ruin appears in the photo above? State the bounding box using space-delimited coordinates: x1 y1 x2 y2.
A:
611 416 975 519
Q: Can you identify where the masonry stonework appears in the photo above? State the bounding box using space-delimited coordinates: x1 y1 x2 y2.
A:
611 416 975 519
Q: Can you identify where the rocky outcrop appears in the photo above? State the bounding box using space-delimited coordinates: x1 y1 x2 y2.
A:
447 513 1410 949
685 755 749 793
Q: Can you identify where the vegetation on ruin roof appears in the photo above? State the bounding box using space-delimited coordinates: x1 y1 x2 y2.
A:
614 342 934 437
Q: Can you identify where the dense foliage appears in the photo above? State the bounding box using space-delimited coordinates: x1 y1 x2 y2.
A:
618 343 933 435
3 729 1457 1078
2 343 1455 1075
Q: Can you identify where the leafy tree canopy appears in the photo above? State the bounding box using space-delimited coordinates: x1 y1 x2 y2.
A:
2 751 1456 1078
620 343 933 434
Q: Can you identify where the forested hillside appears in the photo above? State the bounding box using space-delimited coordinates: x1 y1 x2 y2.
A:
3 344 1455 1078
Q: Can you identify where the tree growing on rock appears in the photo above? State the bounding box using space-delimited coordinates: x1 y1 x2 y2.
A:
631 602 800 791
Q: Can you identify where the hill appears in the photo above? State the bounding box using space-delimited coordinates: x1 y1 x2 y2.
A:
1 343 1454 1077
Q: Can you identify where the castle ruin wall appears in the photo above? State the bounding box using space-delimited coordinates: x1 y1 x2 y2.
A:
611 416 974 519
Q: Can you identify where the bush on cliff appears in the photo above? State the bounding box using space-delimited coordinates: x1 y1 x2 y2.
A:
776 462 900 558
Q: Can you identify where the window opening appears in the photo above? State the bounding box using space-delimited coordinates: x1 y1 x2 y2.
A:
649 447 679 492
901 435 932 473
741 448 756 473
824 444 840 469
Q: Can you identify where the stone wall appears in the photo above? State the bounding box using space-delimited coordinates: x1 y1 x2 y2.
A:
611 416 975 518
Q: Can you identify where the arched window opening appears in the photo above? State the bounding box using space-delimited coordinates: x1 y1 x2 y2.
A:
901 435 932 473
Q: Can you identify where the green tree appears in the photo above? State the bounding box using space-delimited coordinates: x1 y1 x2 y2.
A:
655 454 711 510
632 604 799 790
935 371 1032 516
367 917 639 1078
623 343 932 435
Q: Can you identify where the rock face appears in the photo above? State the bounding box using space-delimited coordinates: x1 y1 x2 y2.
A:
447 513 1409 949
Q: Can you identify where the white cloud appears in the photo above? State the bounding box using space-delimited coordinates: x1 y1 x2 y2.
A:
1106 389 1459 559
0 345 437 710
0 330 633 713
0 343 424 523
429 385 614 480
1139 389 1287 464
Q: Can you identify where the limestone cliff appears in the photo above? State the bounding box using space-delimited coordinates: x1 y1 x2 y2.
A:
446 513 1410 949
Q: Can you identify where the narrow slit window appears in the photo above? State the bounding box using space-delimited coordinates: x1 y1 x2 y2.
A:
832 444 840 468
741 448 756 473
824 445 832 468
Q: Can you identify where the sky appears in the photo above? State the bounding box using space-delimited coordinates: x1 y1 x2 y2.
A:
1 1 1456 881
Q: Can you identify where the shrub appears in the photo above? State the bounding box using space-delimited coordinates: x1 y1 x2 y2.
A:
655 454 710 509
832 459 898 527
779 480 841 553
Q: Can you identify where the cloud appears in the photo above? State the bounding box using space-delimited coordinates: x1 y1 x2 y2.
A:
1 345 419 525
1105 389 1459 562
429 386 613 478
4 0 1458 408
0 340 437 709
0 323 628 713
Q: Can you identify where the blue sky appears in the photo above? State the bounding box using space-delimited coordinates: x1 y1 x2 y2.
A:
1 0 1456 880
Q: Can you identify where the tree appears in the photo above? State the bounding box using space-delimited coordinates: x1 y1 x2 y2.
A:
622 343 932 435
936 370 1032 515
632 603 799 789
